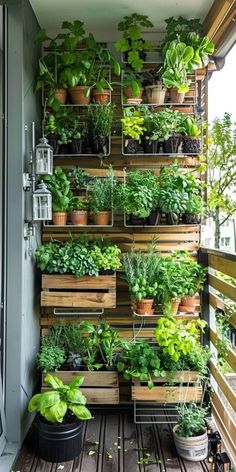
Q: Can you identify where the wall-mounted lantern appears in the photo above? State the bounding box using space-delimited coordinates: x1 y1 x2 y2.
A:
35 137 53 175
32 181 52 221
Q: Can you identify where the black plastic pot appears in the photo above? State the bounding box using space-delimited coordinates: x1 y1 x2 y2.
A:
58 143 70 155
146 209 161 225
124 139 139 154
182 213 201 224
162 134 182 154
99 269 115 275
70 138 82 154
47 133 59 154
182 137 201 154
142 138 158 154
38 417 83 462
127 215 147 226
166 212 180 225
90 135 108 154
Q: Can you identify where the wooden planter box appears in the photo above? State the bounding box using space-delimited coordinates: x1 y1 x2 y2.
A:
132 371 202 403
40 273 116 308
42 370 119 404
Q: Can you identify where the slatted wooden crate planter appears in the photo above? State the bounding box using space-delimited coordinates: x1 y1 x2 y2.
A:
132 371 202 403
42 370 119 404
40 273 116 308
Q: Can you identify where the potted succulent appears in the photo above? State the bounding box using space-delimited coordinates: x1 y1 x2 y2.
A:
181 116 202 154
115 14 153 72
121 108 146 154
86 103 114 155
142 68 166 105
182 194 205 224
28 373 92 462
173 403 208 461
43 166 72 225
89 171 114 225
122 70 144 102
122 249 161 315
69 197 89 225
161 39 194 103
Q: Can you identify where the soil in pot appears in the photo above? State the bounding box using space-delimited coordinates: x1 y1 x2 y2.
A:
69 86 90 105
173 425 208 462
124 138 139 154
91 89 110 104
145 84 166 105
54 88 67 105
123 87 143 100
70 138 82 154
146 209 161 226
182 213 201 224
162 134 182 154
71 210 88 225
52 212 67 226
166 213 180 225
46 133 59 154
182 137 201 154
93 211 111 225
168 88 185 104
38 415 83 462
90 135 108 155
136 299 154 315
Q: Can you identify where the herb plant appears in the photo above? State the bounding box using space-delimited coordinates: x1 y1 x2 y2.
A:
87 104 114 137
121 108 146 141
161 39 194 93
37 346 66 372
121 170 159 218
89 170 114 213
176 403 207 437
123 249 161 302
43 166 72 212
67 167 91 190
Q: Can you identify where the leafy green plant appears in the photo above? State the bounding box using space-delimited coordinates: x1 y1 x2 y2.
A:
154 316 206 362
43 166 72 212
185 194 206 216
90 241 121 271
161 39 194 93
28 373 92 423
139 108 184 142
37 346 66 372
158 188 188 216
121 108 146 141
117 340 165 389
67 167 91 190
120 170 159 218
176 403 207 437
115 14 153 71
96 322 122 367
69 197 89 211
182 116 202 138
87 104 115 137
89 170 114 213
122 70 144 97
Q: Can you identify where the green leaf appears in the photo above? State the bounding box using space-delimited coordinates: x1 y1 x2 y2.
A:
128 25 142 40
69 375 84 389
34 29 50 44
41 400 67 423
115 37 130 52
67 388 87 405
44 373 63 389
69 405 93 420
38 391 60 410
28 393 42 412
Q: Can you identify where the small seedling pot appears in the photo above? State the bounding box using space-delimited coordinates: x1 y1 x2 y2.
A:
90 135 108 154
124 138 139 154
182 213 201 224
70 138 82 154
162 133 182 154
182 137 201 154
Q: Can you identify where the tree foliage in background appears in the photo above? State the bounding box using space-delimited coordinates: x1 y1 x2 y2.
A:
207 113 236 248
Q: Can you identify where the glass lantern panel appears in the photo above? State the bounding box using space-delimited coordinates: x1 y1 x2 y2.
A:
36 149 53 175
33 194 52 221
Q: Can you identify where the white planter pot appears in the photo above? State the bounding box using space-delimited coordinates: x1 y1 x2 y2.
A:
173 425 208 462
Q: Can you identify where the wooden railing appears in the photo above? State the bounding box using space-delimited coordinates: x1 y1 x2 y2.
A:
200 247 236 459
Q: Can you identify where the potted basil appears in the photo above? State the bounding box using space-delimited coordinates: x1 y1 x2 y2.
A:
43 166 72 226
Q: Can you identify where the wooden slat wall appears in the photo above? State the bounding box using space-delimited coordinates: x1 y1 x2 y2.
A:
41 77 203 336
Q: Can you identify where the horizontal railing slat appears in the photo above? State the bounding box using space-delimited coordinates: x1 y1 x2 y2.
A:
209 274 236 302
210 360 236 413
210 328 236 372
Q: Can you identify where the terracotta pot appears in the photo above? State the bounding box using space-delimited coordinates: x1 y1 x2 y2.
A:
54 88 67 105
52 212 67 226
178 305 193 313
93 211 111 225
69 86 90 105
169 88 185 104
136 299 154 315
71 210 88 226
163 298 180 316
181 295 196 308
91 89 110 103
145 84 166 105
123 87 143 99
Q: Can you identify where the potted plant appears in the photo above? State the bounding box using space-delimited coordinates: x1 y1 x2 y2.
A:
86 103 114 154
67 167 91 194
35 56 68 110
158 188 189 224
142 68 166 105
177 253 206 312
182 194 205 224
115 14 153 72
89 171 114 225
28 373 92 462
87 43 121 103
157 256 186 315
121 108 146 154
181 116 203 154
69 197 89 225
122 70 144 102
44 112 59 153
122 249 161 315
138 107 158 153
37 345 66 372
173 403 208 461
161 39 194 103
147 109 184 154
43 166 72 225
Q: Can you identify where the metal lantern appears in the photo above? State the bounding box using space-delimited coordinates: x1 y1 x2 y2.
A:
32 182 52 221
35 137 53 175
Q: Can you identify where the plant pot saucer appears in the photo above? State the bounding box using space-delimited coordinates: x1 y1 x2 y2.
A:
133 310 158 317
178 305 195 313
126 98 142 105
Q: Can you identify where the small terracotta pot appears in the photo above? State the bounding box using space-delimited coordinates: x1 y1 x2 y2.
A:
169 88 185 104
52 212 67 226
163 298 181 316
69 86 90 105
93 211 111 225
91 89 110 103
54 88 67 105
136 299 154 315
71 210 88 226
123 87 143 99
181 295 196 308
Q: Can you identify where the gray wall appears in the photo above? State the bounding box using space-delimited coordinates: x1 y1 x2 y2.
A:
5 0 41 443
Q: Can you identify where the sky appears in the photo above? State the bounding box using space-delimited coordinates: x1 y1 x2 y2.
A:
208 43 236 123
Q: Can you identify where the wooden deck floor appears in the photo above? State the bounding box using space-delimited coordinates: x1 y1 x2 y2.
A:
13 408 212 472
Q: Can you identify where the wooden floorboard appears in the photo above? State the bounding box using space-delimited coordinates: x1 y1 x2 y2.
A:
13 409 220 472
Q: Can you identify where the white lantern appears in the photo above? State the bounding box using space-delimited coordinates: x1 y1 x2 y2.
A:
35 137 53 175
33 182 52 221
